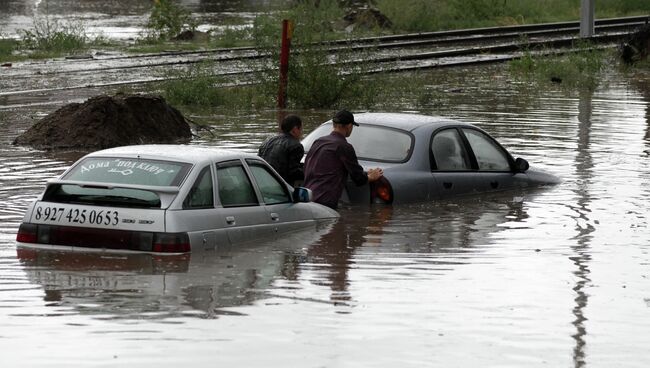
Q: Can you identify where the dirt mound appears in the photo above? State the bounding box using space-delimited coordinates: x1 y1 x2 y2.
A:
13 94 192 150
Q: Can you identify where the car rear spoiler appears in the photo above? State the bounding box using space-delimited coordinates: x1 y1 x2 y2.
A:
46 179 181 208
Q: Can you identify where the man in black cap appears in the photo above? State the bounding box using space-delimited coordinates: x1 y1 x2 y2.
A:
303 110 383 210
258 114 304 186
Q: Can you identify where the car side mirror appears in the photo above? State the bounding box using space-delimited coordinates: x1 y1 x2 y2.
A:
514 157 529 172
293 187 313 203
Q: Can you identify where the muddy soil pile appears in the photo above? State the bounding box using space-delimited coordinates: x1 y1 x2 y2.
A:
13 94 192 150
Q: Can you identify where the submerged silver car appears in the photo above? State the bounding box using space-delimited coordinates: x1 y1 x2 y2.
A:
16 145 339 254
302 113 560 205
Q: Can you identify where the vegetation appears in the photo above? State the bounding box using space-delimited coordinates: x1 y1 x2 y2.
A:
161 61 270 109
0 38 17 61
509 41 608 90
18 16 89 58
141 0 197 42
376 0 650 33
2 0 647 110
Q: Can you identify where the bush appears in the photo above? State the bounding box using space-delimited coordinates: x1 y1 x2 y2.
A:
19 16 87 54
143 0 197 42
252 0 382 109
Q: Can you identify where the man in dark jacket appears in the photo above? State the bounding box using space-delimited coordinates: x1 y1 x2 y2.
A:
258 114 304 186
303 110 383 210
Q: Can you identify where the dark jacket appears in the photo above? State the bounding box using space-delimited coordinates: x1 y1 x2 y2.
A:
258 133 304 185
303 131 368 209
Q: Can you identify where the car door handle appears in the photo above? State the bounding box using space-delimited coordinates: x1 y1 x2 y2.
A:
443 182 453 189
225 216 236 225
270 212 280 221
490 181 499 189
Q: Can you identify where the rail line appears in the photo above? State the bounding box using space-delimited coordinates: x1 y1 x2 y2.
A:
0 15 647 107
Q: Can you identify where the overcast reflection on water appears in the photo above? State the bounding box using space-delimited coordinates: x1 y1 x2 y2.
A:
2 1 650 366
1 63 649 367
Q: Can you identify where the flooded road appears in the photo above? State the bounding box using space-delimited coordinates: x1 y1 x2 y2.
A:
1 63 649 367
2 2 650 366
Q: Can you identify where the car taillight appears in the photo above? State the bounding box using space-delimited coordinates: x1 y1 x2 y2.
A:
370 177 393 204
15 223 191 254
16 223 38 243
152 233 191 253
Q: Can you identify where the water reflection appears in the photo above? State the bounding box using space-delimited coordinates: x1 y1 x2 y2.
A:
15 224 334 319
14 191 537 322
570 90 595 368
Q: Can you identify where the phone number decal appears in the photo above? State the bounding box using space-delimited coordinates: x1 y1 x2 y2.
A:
34 205 119 226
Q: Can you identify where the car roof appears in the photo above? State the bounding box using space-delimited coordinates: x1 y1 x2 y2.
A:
84 145 258 165
353 113 473 132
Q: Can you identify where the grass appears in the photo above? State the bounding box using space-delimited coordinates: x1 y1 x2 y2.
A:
19 16 88 58
509 41 607 90
376 0 650 33
160 61 270 109
0 38 18 61
4 0 646 109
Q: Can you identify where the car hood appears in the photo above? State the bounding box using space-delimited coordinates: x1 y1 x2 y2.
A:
524 167 562 185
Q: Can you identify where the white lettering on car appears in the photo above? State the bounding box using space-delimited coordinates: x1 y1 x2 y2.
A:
108 168 134 176
80 161 110 174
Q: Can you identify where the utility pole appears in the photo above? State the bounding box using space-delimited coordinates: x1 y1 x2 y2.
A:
277 19 293 110
580 0 595 38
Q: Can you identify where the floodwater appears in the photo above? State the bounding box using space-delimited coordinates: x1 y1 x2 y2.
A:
1 63 649 367
0 0 284 40
2 2 650 368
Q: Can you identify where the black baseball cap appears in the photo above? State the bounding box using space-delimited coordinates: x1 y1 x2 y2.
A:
333 110 359 126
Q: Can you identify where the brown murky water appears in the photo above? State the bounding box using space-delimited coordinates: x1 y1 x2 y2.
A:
2 2 650 367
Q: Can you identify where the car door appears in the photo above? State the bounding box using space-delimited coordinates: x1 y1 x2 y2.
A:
429 128 476 198
245 159 314 234
461 128 521 192
216 160 274 244
176 165 223 251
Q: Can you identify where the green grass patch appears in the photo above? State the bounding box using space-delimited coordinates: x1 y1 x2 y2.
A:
376 0 650 33
19 16 88 57
160 61 269 109
0 38 18 61
509 41 607 90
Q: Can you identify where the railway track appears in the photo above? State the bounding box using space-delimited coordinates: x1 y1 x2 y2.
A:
0 15 647 108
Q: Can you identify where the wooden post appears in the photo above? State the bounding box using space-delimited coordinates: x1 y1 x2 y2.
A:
580 0 595 38
277 19 293 109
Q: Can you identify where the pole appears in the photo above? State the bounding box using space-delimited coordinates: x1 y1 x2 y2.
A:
277 19 293 109
580 0 595 38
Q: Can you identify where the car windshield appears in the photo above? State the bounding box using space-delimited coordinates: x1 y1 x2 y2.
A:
303 124 413 163
63 157 191 186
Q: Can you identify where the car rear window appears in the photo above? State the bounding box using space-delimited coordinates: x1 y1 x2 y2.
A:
303 124 413 163
43 184 161 208
63 157 191 186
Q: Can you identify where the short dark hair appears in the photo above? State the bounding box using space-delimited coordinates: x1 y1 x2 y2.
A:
332 110 359 126
280 114 302 133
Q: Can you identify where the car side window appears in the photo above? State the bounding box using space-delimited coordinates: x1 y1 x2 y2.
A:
462 129 511 171
217 162 258 207
183 166 214 209
431 129 471 171
247 161 291 204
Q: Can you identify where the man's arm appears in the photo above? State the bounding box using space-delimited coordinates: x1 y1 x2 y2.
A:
339 144 370 186
287 142 305 182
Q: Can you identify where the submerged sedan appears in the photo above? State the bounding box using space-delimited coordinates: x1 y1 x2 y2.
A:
302 113 560 205
16 145 338 254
